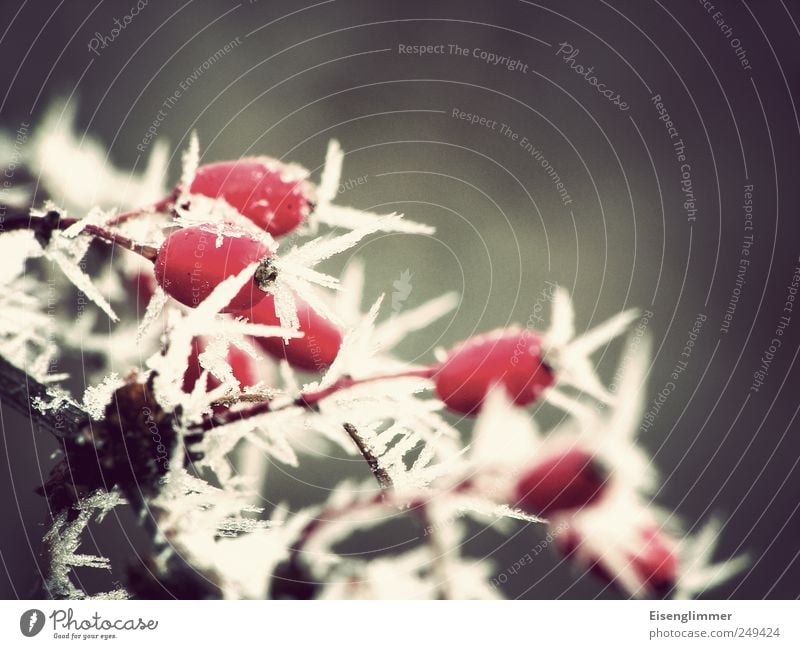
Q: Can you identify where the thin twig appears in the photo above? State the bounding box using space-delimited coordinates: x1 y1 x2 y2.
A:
343 422 393 494
82 224 158 260
0 209 158 260
209 391 279 407
201 367 436 431
104 193 174 227
298 369 434 406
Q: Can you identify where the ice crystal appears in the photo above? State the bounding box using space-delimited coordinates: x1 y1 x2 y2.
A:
81 373 124 420
43 490 127 600
673 518 750 600
29 204 120 322
0 231 63 381
146 264 297 415
178 131 200 201
136 285 169 342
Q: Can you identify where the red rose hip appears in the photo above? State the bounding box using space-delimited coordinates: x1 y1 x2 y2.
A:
188 158 314 236
129 270 157 310
183 336 261 393
154 225 272 313
434 329 554 415
236 292 342 372
515 448 608 516
628 528 679 596
556 525 678 597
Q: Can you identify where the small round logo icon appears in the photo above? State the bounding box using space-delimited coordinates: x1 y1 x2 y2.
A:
20 609 45 637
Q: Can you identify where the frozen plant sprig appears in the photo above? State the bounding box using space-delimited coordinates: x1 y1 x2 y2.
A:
0 110 750 600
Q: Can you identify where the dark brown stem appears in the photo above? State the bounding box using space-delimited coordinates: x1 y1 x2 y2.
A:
210 391 274 406
200 400 271 431
0 209 157 261
0 354 88 440
343 422 393 494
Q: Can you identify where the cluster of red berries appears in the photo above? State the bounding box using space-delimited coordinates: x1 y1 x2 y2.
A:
152 159 309 308
146 158 340 368
511 448 679 594
145 157 557 409
556 524 678 597
126 152 689 598
148 157 664 585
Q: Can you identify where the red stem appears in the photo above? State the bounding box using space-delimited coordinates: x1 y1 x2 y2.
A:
298 368 435 406
200 366 436 431
0 210 158 261
105 193 175 227
80 223 158 260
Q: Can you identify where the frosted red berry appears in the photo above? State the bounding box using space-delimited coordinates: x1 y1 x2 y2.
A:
628 528 679 596
434 329 554 415
183 336 260 393
557 525 678 597
130 270 157 310
154 225 272 313
236 293 342 372
187 158 314 237
515 448 608 516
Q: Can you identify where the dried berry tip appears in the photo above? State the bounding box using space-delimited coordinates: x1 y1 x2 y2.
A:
255 257 278 291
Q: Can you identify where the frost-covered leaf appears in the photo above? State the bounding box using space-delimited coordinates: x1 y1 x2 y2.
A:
316 204 435 235
0 232 63 381
136 285 169 342
470 388 540 467
174 194 276 250
545 285 575 348
319 516 500 600
374 291 458 352
313 295 384 389
336 259 366 321
608 332 652 441
315 139 343 206
674 517 750 600
307 139 434 235
30 101 167 213
179 131 200 200
43 490 127 599
147 262 292 414
40 218 119 321
213 505 316 599
564 309 639 360
281 214 405 269
542 339 657 496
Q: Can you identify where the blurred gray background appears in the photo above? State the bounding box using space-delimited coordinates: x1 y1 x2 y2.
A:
1 0 799 598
